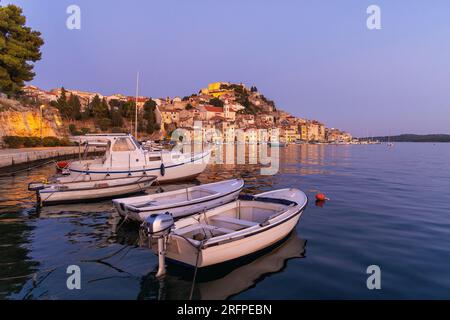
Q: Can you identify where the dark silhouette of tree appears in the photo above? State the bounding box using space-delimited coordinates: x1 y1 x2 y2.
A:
143 98 159 134
0 4 44 95
209 97 224 107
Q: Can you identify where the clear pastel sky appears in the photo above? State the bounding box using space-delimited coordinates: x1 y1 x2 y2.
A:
4 0 450 136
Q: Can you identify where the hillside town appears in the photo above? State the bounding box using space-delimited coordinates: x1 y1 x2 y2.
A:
22 82 353 144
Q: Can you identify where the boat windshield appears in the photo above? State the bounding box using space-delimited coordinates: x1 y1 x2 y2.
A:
131 136 142 149
112 137 136 151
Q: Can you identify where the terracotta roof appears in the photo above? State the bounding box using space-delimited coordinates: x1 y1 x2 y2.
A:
203 105 223 113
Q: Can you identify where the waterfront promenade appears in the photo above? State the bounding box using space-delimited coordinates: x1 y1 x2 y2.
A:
0 146 83 172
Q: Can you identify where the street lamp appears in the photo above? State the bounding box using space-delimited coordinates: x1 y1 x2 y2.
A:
40 104 45 145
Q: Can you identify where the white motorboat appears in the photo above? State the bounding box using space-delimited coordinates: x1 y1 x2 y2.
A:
28 175 157 206
113 179 244 221
66 134 211 183
142 188 307 276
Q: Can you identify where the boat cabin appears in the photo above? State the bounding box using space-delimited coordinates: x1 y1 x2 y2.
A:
74 133 149 166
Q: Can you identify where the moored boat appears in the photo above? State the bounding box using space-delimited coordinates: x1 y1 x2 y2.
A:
113 179 244 221
28 175 157 206
142 188 307 276
66 134 211 183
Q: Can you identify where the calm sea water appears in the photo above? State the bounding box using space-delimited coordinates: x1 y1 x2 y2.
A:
1 143 449 300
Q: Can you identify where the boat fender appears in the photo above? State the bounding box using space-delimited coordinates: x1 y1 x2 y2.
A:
160 163 165 176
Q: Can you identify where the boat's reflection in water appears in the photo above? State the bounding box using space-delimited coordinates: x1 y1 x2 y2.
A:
37 182 199 218
136 231 307 300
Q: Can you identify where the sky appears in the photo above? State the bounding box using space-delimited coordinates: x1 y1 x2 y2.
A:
4 0 450 136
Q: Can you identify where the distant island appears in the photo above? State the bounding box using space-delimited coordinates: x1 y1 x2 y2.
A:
361 134 450 143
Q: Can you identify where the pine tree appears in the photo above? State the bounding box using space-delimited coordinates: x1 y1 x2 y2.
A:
91 95 105 119
111 108 123 127
69 94 82 120
0 4 44 95
56 87 69 118
143 98 158 134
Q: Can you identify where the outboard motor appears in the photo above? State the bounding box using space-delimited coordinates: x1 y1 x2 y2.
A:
142 213 174 278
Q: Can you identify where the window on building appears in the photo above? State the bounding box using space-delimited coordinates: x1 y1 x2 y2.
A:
112 138 136 152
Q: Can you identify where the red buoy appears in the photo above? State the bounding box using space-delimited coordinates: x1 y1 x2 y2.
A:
315 193 328 201
56 161 69 170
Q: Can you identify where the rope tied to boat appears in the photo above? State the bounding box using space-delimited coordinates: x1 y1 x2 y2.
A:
189 239 205 300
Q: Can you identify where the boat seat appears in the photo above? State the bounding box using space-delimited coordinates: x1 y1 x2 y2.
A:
176 223 235 238
210 215 258 228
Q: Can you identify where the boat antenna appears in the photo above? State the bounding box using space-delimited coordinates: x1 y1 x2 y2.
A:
135 71 140 139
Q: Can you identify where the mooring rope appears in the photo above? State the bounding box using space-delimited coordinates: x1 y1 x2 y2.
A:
188 240 204 300
0 160 54 177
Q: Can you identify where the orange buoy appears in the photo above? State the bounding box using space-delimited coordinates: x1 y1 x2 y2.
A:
315 193 329 201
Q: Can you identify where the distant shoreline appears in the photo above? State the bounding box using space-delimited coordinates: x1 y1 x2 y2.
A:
359 134 450 143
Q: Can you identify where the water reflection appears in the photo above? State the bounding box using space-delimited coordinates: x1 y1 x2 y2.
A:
0 145 318 300
0 215 39 299
137 232 306 300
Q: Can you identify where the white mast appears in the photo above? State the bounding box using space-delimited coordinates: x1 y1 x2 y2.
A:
135 71 139 139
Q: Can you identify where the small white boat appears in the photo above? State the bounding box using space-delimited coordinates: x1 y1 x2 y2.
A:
113 179 244 221
28 175 157 206
142 188 307 276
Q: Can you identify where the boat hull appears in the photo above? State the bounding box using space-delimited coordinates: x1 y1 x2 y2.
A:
166 208 303 268
67 148 211 183
113 179 244 221
39 177 155 206
160 188 308 268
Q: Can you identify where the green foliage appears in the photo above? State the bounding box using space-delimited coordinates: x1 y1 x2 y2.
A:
368 134 450 143
110 108 124 127
143 98 159 134
110 99 133 118
0 4 44 95
208 97 224 107
260 94 276 109
91 95 109 119
42 136 60 147
22 136 40 147
111 127 124 133
237 97 259 115
80 127 90 135
68 123 77 135
56 89 83 120
56 87 68 116
96 117 111 131
68 93 81 120
68 123 85 135
3 135 72 148
185 103 193 110
3 135 22 148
